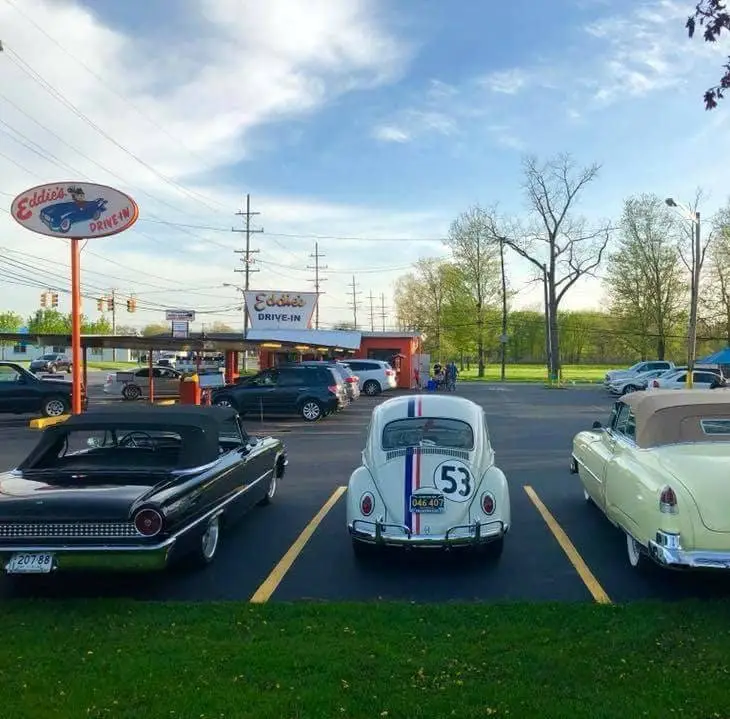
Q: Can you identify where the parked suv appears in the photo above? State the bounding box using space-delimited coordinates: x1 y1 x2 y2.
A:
344 359 397 396
29 353 72 374
212 365 347 421
280 361 361 402
0 361 86 417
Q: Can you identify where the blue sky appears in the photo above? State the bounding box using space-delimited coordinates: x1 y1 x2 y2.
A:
0 0 727 330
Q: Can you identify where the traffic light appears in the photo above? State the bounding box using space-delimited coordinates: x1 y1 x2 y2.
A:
97 298 103 311
40 292 47 308
51 292 58 308
107 297 114 312
126 298 137 313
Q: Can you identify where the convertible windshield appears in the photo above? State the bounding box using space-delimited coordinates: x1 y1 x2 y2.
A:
382 417 474 450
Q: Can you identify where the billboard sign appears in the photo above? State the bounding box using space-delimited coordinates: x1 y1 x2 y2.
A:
166 309 196 321
171 321 189 338
245 291 317 330
10 182 139 239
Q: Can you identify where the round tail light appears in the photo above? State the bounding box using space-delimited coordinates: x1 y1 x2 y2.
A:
360 492 374 516
134 508 163 536
481 492 495 515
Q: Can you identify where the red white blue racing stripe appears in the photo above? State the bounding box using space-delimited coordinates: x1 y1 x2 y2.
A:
403 396 423 534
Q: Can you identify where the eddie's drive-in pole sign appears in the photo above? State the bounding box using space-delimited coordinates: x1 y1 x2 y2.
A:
10 182 139 415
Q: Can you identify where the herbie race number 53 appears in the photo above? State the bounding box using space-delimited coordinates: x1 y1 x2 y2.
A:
434 460 474 502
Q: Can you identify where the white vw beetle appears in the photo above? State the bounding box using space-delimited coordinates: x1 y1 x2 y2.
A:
347 394 510 558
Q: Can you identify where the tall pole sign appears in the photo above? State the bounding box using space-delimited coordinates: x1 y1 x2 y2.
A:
10 182 139 414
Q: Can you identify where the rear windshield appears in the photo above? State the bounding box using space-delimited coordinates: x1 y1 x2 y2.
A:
700 419 730 435
382 417 474 450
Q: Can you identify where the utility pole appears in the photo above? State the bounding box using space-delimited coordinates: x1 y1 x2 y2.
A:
499 239 507 382
368 291 375 332
380 293 387 332
110 289 116 362
233 193 262 371
307 242 327 329
348 275 362 329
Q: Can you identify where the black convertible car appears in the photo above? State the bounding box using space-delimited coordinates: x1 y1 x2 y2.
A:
0 405 287 575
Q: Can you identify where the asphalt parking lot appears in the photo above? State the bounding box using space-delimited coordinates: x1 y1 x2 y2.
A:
1 379 730 602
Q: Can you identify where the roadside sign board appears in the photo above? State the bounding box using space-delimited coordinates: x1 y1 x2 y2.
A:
171 321 189 338
166 310 196 322
10 182 139 239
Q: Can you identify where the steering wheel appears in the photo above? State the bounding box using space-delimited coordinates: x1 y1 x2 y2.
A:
119 430 156 449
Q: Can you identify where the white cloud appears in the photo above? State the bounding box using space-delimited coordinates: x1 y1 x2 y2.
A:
0 0 430 329
372 125 411 142
480 68 530 94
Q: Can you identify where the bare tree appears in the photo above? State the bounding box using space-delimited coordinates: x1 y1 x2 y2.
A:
488 154 611 377
604 194 687 359
444 206 500 377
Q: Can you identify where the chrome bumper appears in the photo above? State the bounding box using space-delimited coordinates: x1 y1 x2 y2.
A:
349 518 506 548
648 532 730 570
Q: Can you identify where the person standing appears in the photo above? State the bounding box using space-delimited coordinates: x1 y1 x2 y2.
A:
446 361 458 391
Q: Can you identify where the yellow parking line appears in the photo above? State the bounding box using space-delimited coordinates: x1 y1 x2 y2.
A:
250 486 347 603
523 485 611 604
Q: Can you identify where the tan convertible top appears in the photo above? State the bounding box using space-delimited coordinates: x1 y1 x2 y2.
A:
621 390 730 447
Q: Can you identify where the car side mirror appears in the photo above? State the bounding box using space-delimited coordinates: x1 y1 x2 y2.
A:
592 420 602 429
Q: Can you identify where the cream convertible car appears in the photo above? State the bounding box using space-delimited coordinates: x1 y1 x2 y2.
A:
571 390 730 571
347 394 510 558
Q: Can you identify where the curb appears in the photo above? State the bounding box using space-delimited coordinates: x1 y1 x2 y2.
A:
28 415 71 429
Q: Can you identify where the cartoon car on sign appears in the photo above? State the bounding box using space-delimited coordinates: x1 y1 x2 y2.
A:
39 187 108 234
347 394 510 558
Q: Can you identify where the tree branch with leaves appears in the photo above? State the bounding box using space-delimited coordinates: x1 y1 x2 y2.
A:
687 0 730 109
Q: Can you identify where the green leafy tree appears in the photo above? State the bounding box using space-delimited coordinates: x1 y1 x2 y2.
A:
603 194 687 359
141 323 169 336
82 315 113 334
444 205 501 377
26 309 69 334
0 311 23 359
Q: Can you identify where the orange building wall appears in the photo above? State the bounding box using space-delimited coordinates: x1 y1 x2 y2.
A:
356 336 422 389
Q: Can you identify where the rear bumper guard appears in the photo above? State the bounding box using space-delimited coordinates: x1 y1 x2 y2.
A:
648 533 730 570
349 518 506 548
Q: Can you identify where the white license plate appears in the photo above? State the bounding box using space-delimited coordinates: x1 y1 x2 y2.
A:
5 552 54 574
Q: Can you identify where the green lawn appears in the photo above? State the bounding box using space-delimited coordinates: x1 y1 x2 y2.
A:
1 601 729 718
458 363 611 383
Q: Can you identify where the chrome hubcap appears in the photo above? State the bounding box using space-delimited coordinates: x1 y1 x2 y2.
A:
627 534 641 567
46 400 65 416
202 518 220 560
303 402 320 420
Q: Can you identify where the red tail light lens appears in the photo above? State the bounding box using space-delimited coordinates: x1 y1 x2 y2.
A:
345 377 357 383
134 508 163 536
481 492 495 515
659 486 678 514
328 385 339 393
360 493 374 516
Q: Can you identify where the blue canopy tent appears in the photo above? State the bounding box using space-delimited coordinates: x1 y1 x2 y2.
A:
697 347 730 364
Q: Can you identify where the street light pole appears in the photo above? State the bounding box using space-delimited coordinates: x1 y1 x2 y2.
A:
665 198 701 389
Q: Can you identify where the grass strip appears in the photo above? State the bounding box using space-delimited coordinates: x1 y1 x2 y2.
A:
1 600 729 718
458 364 611 383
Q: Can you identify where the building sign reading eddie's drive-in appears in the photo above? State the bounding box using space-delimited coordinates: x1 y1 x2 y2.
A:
244 291 317 331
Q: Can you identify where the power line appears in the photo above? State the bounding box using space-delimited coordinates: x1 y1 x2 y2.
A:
307 242 327 329
348 275 362 330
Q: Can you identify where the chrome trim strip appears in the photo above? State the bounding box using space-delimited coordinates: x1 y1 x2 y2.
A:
573 455 602 484
648 537 730 570
0 469 273 555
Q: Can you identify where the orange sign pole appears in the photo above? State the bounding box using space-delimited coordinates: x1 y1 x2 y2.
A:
70 238 83 414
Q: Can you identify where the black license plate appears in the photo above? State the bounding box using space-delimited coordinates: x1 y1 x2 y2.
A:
410 494 445 513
